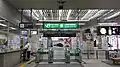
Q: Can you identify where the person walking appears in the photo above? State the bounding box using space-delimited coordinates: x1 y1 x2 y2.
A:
24 41 32 61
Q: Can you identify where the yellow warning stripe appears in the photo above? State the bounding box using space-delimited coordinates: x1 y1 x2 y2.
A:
19 63 25 67
19 58 35 67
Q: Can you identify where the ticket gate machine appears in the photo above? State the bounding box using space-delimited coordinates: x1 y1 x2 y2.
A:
65 47 70 63
35 48 43 63
48 47 54 63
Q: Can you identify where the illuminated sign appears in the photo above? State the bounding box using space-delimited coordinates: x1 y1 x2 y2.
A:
97 26 119 35
19 22 33 29
43 22 79 29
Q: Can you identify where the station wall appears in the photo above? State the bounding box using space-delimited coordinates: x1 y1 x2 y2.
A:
0 0 28 25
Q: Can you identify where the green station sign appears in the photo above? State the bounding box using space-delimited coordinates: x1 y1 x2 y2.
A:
43 22 79 29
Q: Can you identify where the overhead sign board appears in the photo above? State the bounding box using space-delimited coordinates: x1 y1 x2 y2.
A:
43 22 79 29
43 32 76 37
19 22 33 29
97 26 120 35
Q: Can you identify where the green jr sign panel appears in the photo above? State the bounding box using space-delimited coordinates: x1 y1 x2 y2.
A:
43 22 79 29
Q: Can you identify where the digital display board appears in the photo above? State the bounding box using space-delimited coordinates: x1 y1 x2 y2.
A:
20 30 28 35
30 30 38 35
43 22 79 29
43 32 76 37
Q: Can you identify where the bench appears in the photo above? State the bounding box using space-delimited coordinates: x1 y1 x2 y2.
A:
112 58 120 64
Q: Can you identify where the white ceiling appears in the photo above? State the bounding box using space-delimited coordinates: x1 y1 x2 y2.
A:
5 0 120 9
4 0 120 28
20 9 120 22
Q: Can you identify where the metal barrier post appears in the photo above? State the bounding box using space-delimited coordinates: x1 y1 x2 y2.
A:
96 50 98 59
65 47 70 63
87 50 90 59
48 47 54 63
105 50 109 60
35 48 43 63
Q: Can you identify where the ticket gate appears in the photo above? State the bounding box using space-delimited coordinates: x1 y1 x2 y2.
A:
48 47 54 63
65 47 70 63
35 48 43 63
75 47 82 63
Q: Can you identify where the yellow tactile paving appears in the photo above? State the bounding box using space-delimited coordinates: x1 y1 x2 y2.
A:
19 63 25 67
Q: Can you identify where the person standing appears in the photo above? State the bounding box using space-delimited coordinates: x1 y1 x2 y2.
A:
24 41 31 61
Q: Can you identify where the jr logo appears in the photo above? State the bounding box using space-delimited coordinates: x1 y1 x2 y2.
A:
45 24 50 28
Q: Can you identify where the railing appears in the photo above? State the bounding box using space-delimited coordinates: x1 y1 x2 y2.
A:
80 50 120 60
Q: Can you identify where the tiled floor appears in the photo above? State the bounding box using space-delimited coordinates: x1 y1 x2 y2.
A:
24 59 120 67
83 59 120 67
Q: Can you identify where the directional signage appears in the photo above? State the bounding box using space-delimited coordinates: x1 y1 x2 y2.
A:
43 32 76 37
43 22 79 29
19 22 33 29
97 26 119 35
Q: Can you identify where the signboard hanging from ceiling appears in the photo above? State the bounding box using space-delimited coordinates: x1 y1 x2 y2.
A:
43 32 76 37
97 26 120 35
19 22 33 29
43 22 79 29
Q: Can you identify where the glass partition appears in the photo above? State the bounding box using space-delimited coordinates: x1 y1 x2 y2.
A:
0 17 25 52
0 19 8 32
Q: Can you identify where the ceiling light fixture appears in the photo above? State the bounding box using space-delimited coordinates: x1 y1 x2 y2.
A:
51 10 53 20
89 10 108 20
0 23 7 27
81 10 98 20
66 9 72 20
104 11 120 20
98 9 114 20
59 10 62 20
38 20 89 22
10 27 16 30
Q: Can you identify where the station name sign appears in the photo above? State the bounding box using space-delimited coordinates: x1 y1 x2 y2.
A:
43 22 79 29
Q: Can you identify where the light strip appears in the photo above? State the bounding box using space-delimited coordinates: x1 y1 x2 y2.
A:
10 27 16 30
75 10 81 20
66 10 72 20
32 10 39 20
98 9 114 19
89 10 108 20
81 10 99 20
36 23 85 25
59 10 62 20
33 10 39 17
51 10 53 20
38 20 89 22
81 10 93 20
98 23 118 26
104 11 120 20
0 23 7 27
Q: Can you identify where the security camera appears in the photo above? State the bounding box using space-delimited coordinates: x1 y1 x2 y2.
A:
59 5 63 9
57 0 67 4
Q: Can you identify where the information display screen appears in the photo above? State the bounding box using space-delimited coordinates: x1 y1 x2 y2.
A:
43 32 76 37
30 30 38 35
43 22 79 29
20 30 28 35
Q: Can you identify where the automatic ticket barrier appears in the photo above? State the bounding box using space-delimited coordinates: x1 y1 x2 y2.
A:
48 47 54 63
75 47 82 63
65 47 70 63
35 48 43 63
